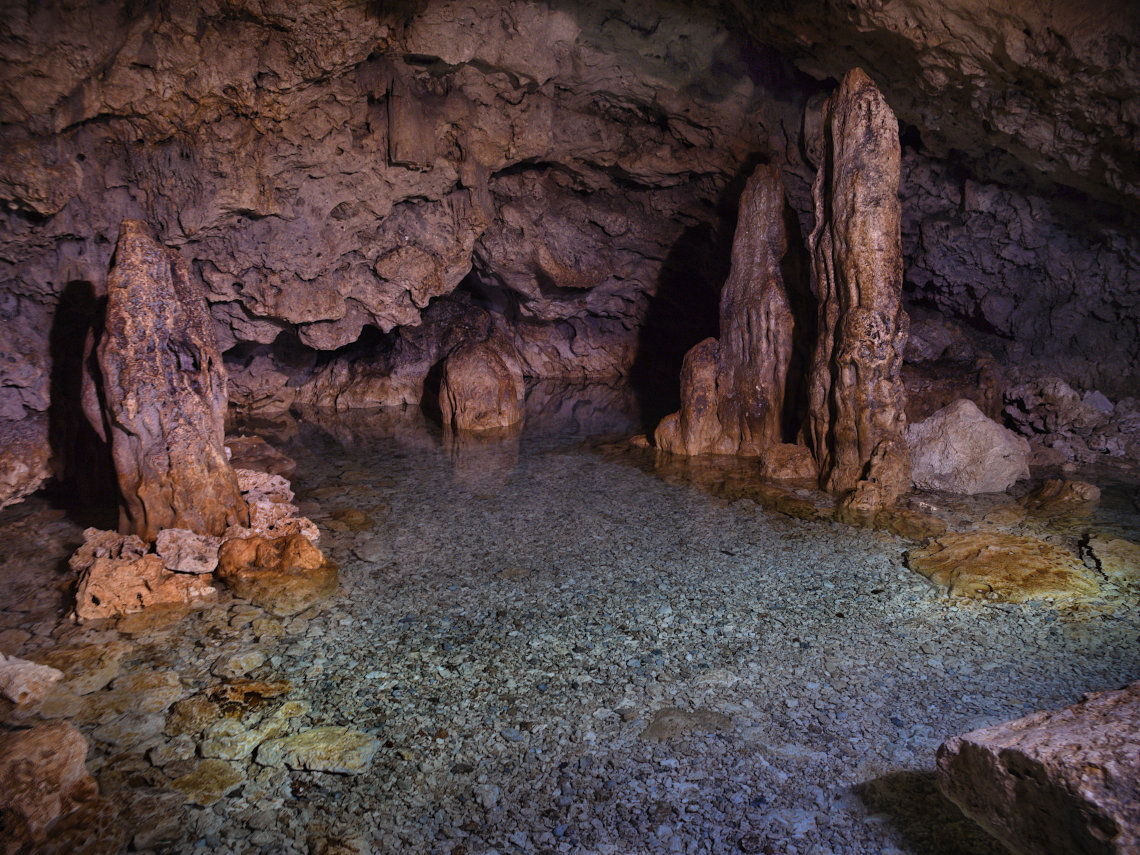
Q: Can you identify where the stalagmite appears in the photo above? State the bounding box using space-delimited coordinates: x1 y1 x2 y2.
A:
806 68 911 513
655 164 801 464
83 219 248 541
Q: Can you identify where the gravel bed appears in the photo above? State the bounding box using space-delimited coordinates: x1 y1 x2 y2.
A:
2 408 1138 855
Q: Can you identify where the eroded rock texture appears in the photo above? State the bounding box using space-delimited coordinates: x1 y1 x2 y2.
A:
938 681 1140 855
86 220 248 541
805 69 910 509
439 329 526 434
655 164 797 458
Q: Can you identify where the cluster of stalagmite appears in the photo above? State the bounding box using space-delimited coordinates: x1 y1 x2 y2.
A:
654 165 801 466
657 69 910 513
72 220 336 622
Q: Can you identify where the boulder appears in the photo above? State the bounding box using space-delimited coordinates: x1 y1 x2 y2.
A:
70 527 217 621
83 219 248 541
655 164 797 458
0 414 51 510
155 528 221 575
937 681 1140 855
0 722 99 844
216 533 338 617
806 68 910 510
907 398 1030 494
906 531 1099 603
0 653 63 706
439 329 526 433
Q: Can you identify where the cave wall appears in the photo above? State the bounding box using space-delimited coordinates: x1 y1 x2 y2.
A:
1 0 1138 443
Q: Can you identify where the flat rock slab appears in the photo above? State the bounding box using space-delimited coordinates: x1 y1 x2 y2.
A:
255 726 379 774
640 707 734 741
937 680 1140 855
171 758 244 806
906 531 1100 603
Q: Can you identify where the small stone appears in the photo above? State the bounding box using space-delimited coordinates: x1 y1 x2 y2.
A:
164 695 222 737
255 726 379 774
147 735 197 767
474 782 501 810
0 652 63 706
212 649 267 679
91 711 165 749
640 707 734 740
170 758 244 806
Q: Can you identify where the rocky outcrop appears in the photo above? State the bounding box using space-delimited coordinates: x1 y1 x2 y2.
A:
805 69 910 511
216 533 338 617
70 527 217 621
906 532 1099 604
0 722 101 849
0 414 51 510
84 219 248 541
439 329 526 434
655 164 798 459
907 399 1030 494
937 680 1140 855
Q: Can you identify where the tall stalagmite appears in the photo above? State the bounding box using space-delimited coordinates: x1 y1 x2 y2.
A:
655 164 795 457
83 219 248 541
806 68 911 511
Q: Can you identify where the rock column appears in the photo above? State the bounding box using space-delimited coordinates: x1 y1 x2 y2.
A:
655 164 796 458
806 68 910 511
84 219 248 541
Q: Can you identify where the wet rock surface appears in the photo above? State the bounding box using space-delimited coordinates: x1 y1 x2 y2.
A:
85 219 248 541
937 680 1140 855
806 69 911 510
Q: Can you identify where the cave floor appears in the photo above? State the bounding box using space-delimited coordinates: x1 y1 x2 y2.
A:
2 400 1139 855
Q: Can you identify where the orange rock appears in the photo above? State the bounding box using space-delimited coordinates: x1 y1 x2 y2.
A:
216 534 338 616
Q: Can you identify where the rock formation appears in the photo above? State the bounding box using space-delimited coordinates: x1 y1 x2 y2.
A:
70 527 218 621
907 399 1030 494
805 68 911 512
216 533 339 617
84 219 248 541
655 164 800 462
439 329 526 434
937 680 1140 855
0 414 51 510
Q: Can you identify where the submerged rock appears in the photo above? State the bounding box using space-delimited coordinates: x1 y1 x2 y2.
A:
170 758 243 806
70 527 217 621
0 652 63 706
83 219 248 541
439 329 526 433
906 531 1099 603
255 726 380 774
640 708 735 741
655 164 798 459
0 722 99 843
1085 536 1140 583
806 68 910 510
907 399 1030 494
216 533 338 617
937 681 1140 855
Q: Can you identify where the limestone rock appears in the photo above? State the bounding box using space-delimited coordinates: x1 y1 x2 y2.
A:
906 532 1099 603
439 329 525 434
255 726 380 774
0 414 51 510
1086 536 1140 583
1024 479 1102 513
216 534 339 617
0 653 62 706
0 722 98 842
225 435 297 478
70 527 217 621
232 468 320 544
907 399 1030 494
937 681 1140 855
170 759 243 806
759 443 818 482
806 68 910 509
655 164 796 458
155 528 221 575
84 219 248 541
30 641 130 695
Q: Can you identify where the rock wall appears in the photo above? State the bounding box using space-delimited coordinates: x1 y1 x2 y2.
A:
0 0 1138 482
